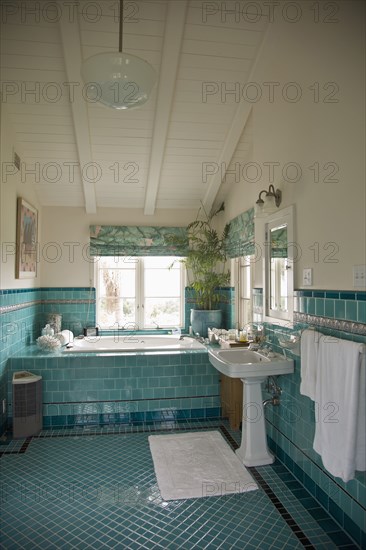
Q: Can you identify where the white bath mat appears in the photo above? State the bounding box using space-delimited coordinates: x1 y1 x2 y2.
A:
148 430 258 501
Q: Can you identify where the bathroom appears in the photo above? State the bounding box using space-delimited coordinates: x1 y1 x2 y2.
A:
1 0 365 548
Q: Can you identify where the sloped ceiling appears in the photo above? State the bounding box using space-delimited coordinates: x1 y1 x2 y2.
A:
1 0 268 214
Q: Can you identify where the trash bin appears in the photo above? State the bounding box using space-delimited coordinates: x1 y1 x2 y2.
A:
12 371 42 438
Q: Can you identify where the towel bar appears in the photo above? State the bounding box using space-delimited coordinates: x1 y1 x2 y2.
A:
300 328 366 355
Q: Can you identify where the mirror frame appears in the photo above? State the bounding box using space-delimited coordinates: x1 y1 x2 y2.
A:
263 205 294 326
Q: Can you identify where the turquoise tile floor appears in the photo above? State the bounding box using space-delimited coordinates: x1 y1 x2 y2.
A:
0 420 360 549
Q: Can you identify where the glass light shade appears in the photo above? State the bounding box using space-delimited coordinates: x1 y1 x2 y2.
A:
255 195 277 218
81 52 157 110
262 194 277 214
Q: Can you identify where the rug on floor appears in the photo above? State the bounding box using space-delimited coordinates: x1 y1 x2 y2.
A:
148 430 258 501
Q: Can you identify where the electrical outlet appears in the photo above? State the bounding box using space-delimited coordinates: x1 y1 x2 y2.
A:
303 268 313 286
353 265 366 288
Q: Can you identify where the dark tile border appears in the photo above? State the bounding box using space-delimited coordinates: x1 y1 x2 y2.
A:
267 434 364 548
294 290 366 301
219 425 315 549
0 420 360 548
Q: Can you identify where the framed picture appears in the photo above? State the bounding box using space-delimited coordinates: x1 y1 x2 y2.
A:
16 197 38 278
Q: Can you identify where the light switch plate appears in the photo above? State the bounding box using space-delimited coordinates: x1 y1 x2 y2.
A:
353 265 366 288
303 268 313 286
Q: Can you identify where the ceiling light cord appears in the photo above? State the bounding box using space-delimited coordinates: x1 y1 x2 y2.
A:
119 0 123 53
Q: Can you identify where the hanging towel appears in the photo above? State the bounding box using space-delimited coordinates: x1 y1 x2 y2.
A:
355 352 366 472
313 337 365 482
300 329 321 400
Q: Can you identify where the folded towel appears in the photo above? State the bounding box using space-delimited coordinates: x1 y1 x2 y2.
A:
300 329 321 400
313 337 365 482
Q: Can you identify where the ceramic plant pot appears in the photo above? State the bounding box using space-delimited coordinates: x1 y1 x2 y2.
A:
190 309 222 338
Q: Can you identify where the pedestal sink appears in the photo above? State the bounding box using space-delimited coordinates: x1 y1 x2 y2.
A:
208 348 294 467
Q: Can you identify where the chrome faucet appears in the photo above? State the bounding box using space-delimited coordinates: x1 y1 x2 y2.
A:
152 321 160 330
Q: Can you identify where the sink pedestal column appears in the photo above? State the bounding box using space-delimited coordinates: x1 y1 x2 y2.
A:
235 376 274 467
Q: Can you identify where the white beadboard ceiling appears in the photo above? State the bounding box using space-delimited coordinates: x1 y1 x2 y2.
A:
1 0 268 214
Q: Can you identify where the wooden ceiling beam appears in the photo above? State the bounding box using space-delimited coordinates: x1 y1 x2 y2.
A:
143 1 188 215
59 10 97 214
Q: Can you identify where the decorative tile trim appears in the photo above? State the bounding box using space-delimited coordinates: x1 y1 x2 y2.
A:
0 299 95 315
294 312 366 335
0 287 94 295
42 299 95 305
0 300 42 314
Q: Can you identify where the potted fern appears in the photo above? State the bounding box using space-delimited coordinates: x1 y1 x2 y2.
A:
168 204 230 337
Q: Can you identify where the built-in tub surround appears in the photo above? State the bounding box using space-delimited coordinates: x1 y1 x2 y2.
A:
0 289 43 433
0 287 96 434
67 335 205 352
262 289 366 548
7 347 220 428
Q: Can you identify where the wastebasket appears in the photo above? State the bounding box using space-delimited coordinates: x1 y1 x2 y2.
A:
12 371 42 438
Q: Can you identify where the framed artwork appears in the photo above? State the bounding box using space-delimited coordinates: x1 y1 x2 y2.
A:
16 197 38 278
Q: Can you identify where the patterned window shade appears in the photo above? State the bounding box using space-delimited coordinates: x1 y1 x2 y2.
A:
89 225 189 257
270 226 288 258
225 208 255 258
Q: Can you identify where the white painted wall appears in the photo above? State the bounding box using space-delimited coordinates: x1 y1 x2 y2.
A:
222 1 365 291
3 1 364 293
0 110 42 289
40 207 197 287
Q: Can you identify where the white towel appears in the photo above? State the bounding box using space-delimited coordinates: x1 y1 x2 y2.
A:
355 352 366 472
313 337 365 482
300 329 321 400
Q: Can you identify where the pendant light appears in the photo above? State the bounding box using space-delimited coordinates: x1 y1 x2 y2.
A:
81 0 157 110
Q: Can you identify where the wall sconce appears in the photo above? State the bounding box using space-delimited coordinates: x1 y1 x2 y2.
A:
255 185 282 215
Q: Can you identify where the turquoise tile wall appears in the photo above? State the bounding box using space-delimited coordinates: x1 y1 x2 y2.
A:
263 289 366 547
0 287 95 435
0 289 43 432
40 287 96 334
294 290 366 324
7 350 220 427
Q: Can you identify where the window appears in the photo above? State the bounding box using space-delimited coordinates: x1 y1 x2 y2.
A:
233 256 253 328
96 256 184 329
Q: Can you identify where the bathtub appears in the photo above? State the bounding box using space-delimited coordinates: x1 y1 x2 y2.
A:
64 334 206 353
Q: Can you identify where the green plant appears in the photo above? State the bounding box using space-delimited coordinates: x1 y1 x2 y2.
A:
168 204 230 310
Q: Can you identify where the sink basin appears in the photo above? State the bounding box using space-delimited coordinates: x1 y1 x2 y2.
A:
208 348 294 379
208 347 294 466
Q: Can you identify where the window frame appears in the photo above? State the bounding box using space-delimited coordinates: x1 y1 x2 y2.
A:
232 255 254 329
95 256 185 330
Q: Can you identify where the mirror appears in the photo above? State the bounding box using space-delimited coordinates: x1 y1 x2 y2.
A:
264 206 294 324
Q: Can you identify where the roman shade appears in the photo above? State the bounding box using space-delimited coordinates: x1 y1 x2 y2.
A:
225 208 255 258
89 225 188 256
